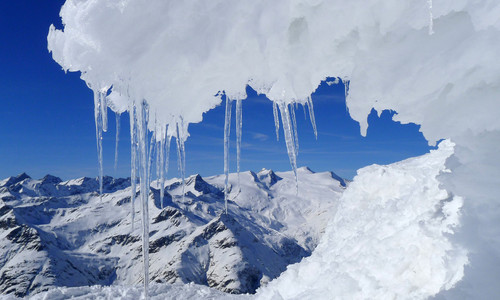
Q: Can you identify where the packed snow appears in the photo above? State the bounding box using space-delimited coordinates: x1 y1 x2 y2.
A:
46 0 500 299
259 140 466 299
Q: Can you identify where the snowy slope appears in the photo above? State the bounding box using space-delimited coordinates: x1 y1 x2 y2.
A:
259 140 465 299
0 168 344 297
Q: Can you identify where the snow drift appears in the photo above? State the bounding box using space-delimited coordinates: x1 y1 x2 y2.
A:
47 0 500 298
258 140 466 299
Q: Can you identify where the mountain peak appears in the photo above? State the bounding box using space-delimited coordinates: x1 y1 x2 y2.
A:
257 169 281 187
297 166 314 173
2 172 31 187
17 172 31 180
186 174 220 195
41 174 62 184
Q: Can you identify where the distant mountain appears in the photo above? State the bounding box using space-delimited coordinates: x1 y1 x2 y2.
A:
0 168 346 297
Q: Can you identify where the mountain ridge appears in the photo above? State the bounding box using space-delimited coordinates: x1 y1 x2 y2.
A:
0 168 345 297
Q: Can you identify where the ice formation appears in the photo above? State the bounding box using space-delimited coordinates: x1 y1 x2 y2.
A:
278 103 299 192
92 90 106 201
128 103 137 231
236 99 243 189
48 0 500 298
174 122 187 201
272 102 280 141
137 101 150 298
224 98 232 214
306 98 317 140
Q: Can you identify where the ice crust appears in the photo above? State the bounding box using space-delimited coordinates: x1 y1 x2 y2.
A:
47 0 500 298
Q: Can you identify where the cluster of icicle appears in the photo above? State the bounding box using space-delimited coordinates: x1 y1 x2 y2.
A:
271 98 318 193
222 94 318 211
92 86 320 298
94 96 190 299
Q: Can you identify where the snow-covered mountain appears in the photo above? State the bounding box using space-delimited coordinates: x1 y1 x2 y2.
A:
0 167 345 297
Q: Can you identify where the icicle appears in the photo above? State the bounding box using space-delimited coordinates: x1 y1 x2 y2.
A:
147 132 156 185
93 90 104 201
165 134 172 183
159 127 166 209
137 100 150 299
223 97 233 214
272 101 280 141
428 0 434 35
147 116 157 186
302 103 307 120
235 99 242 189
100 90 108 132
155 137 160 188
307 97 318 139
159 128 171 210
278 102 298 193
129 104 137 231
114 113 121 172
176 121 186 202
290 103 299 157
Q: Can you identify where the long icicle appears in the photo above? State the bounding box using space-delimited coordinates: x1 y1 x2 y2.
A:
307 97 318 139
93 90 104 201
147 116 157 186
159 126 166 209
114 113 121 172
290 103 299 157
129 104 137 231
176 122 186 202
235 99 242 190
100 90 108 133
180 131 186 200
278 102 298 193
156 139 160 190
137 101 150 299
147 132 156 188
223 96 232 214
155 120 160 190
272 101 280 141
164 135 172 204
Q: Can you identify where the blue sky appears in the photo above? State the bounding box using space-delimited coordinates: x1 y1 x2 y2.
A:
0 1 434 181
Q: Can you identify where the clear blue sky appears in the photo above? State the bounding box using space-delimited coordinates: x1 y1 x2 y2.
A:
0 1 434 181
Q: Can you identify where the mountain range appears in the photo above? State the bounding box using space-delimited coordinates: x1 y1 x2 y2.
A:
0 167 346 297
